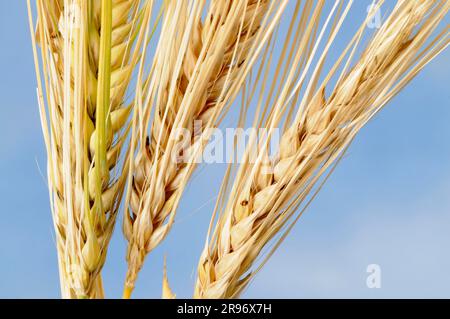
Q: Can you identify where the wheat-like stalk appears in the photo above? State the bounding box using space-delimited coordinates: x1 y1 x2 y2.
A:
194 0 449 299
27 0 153 298
121 0 290 297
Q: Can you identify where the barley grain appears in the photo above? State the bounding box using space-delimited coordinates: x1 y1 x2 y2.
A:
122 0 288 297
28 0 153 298
194 0 450 299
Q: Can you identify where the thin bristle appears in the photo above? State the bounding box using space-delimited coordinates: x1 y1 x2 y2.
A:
27 0 449 299
194 0 450 299
28 0 153 298
122 0 289 297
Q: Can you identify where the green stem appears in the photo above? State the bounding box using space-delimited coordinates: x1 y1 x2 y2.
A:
95 0 113 212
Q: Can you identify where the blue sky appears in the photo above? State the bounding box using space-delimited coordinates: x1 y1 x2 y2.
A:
0 1 449 298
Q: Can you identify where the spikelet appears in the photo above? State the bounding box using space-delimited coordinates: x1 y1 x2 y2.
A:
28 0 153 298
194 0 450 299
122 0 289 297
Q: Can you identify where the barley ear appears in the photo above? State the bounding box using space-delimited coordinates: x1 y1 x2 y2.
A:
28 0 153 298
122 0 289 297
194 0 449 299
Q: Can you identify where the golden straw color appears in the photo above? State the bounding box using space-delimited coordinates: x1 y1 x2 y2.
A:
27 0 155 298
26 0 449 299
194 0 449 299
122 0 290 298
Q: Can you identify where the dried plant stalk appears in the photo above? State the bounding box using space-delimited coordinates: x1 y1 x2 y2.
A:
122 0 289 297
27 0 153 298
195 0 449 299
